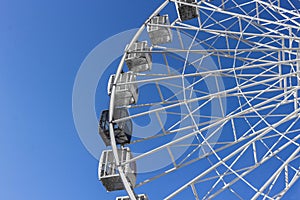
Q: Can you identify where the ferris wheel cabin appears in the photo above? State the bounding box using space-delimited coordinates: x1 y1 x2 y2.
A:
107 72 139 107
99 109 133 146
98 148 136 191
116 194 148 200
125 41 152 72
147 14 172 45
176 0 198 21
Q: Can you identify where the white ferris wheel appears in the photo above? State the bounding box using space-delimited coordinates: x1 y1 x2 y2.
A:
97 0 300 199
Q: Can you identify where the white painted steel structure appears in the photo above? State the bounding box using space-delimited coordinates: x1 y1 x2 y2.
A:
103 0 300 199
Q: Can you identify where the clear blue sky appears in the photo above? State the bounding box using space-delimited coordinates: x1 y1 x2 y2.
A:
0 0 161 199
1 0 300 200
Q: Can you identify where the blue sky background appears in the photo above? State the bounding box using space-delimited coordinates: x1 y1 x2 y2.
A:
1 0 300 200
0 0 161 199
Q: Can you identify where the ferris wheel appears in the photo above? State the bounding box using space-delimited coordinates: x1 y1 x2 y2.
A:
97 0 300 199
